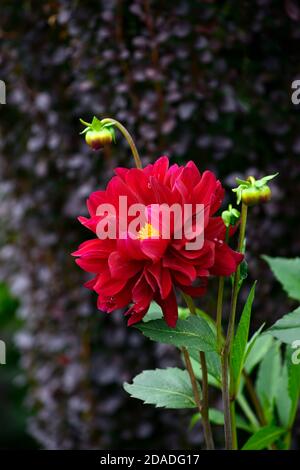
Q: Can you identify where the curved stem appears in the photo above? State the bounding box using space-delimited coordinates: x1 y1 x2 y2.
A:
101 118 142 169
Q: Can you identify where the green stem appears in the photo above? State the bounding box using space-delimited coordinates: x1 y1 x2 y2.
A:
216 227 229 352
182 293 215 450
216 277 225 352
222 203 248 449
200 351 215 449
100 118 142 169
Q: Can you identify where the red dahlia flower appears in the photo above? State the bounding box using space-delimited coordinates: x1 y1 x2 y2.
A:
73 157 243 327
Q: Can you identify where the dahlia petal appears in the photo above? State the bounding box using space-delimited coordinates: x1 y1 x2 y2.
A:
78 216 101 233
75 256 106 273
185 161 201 184
156 288 178 328
180 283 208 297
114 167 129 181
193 170 217 207
210 243 244 276
125 168 153 205
87 190 107 216
140 237 169 262
127 307 148 326
117 236 148 261
163 254 197 282
132 274 153 310
94 268 128 295
72 238 115 257
108 251 142 278
97 285 133 312
147 263 172 299
152 156 169 183
84 277 97 290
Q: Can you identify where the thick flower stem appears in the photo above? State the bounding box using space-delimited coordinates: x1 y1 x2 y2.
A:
199 351 215 450
221 203 248 450
216 227 229 352
216 277 225 352
100 118 142 169
182 293 215 450
182 348 214 450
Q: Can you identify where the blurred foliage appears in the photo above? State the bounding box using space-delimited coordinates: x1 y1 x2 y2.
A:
0 283 36 448
0 0 299 449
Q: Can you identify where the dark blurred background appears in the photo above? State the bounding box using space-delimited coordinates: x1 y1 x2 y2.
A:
0 0 300 449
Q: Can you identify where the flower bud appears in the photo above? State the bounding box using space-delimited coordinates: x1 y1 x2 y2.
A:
232 173 278 206
85 129 113 150
221 204 240 228
80 116 115 151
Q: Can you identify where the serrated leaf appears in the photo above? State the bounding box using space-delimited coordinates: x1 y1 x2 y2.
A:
263 256 300 301
136 316 216 352
256 341 281 422
124 368 197 409
231 283 256 394
242 425 285 450
267 307 300 344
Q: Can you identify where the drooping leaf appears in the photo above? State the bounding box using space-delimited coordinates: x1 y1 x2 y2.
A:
263 256 300 302
124 368 197 409
256 341 281 422
267 307 300 344
136 316 216 352
242 425 285 450
231 283 256 394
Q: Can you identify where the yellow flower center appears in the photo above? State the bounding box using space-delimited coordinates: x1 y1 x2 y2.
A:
138 223 159 240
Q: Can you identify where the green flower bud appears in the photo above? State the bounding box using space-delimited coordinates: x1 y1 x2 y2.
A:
80 116 116 151
232 173 278 206
85 129 113 150
221 204 240 228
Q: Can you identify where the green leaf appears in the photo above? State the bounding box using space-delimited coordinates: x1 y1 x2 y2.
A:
190 409 252 433
263 256 300 301
124 368 197 409
255 173 278 188
231 283 256 394
267 307 300 344
244 332 273 374
136 316 216 352
188 349 221 385
238 259 248 289
142 302 163 322
79 117 91 127
287 345 300 426
91 116 102 131
256 341 281 422
177 307 190 321
276 361 291 429
242 425 285 450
